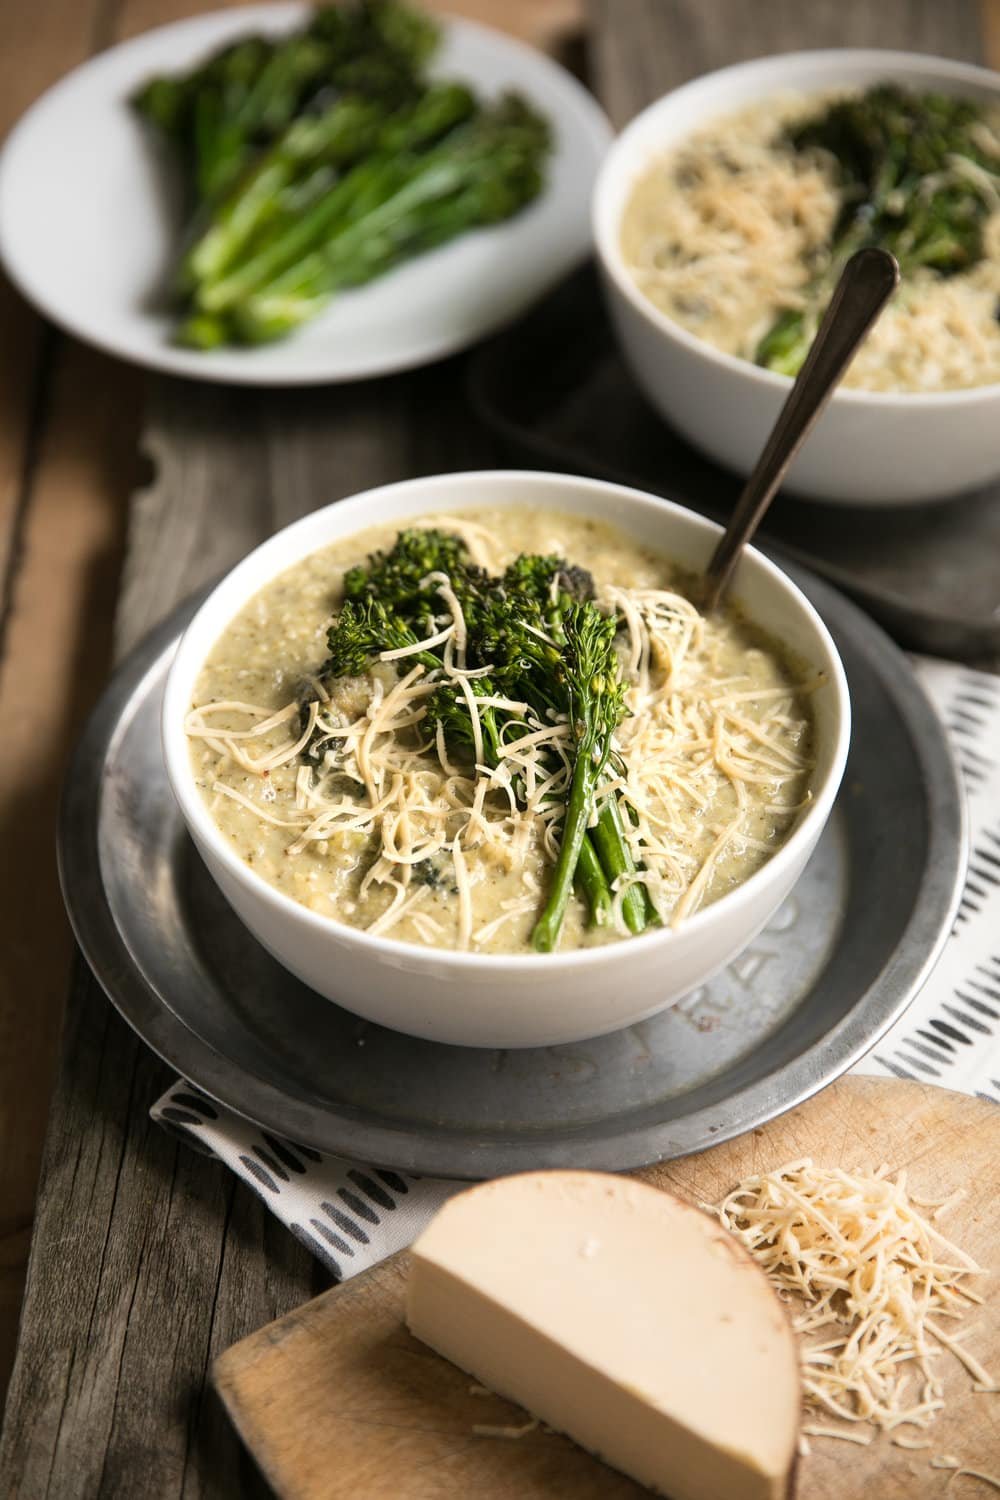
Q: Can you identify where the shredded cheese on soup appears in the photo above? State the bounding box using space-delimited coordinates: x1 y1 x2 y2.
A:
620 93 1000 393
186 512 815 954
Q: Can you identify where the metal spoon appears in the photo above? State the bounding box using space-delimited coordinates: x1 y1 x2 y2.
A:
701 247 900 613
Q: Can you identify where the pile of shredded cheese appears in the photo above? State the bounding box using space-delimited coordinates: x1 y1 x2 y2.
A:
620 93 1000 393
604 585 813 931
715 1159 997 1458
186 517 814 950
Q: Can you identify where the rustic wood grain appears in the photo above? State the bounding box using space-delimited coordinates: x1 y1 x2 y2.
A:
0 0 146 1404
213 1079 1000 1500
983 0 1000 69
116 365 497 657
111 0 586 49
0 290 42 602
0 0 995 1495
0 338 141 1394
586 0 987 127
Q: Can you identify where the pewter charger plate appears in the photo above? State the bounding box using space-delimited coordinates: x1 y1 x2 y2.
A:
59 571 965 1177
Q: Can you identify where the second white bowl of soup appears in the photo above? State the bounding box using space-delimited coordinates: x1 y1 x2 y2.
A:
162 470 849 1047
594 50 1000 505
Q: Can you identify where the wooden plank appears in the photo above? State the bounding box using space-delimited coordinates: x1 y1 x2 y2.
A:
984 0 1000 67
0 961 312 1500
0 288 42 604
0 339 141 1399
0 0 144 1404
115 0 272 43
213 1079 1000 1500
0 0 113 129
422 0 583 50
115 0 584 49
0 0 126 615
587 0 986 126
116 362 497 655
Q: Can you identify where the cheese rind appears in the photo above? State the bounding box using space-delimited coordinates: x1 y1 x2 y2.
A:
405 1171 800 1500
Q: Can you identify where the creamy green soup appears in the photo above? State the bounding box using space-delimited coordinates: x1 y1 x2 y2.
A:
187 509 815 953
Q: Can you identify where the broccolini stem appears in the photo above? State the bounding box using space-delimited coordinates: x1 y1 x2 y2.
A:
195 84 477 314
180 96 386 290
576 835 614 929
755 232 871 375
484 708 611 931
532 748 600 953
194 157 391 314
754 307 813 377
227 156 533 341
591 796 649 936
176 310 233 349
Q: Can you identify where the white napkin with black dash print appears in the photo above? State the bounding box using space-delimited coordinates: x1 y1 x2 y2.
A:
151 659 1000 1280
855 660 1000 1101
152 1096 461 1277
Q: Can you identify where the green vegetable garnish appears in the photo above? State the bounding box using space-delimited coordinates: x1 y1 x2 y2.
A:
314 528 648 951
131 2 551 349
756 84 1000 375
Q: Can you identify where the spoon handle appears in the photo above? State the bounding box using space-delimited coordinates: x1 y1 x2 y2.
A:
702 247 899 612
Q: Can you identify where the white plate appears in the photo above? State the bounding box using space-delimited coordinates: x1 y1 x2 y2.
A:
0 5 610 384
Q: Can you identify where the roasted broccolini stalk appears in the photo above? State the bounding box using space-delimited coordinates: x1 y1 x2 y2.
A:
133 1 439 203
132 2 552 350
182 93 549 347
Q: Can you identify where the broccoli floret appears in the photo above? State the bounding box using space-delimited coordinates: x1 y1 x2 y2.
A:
322 597 441 678
499 553 595 609
343 528 474 619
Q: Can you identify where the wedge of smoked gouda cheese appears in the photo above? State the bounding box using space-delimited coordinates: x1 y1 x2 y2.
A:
406 1171 800 1500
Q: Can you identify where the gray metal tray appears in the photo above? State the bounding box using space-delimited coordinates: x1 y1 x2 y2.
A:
469 267 1000 660
59 571 965 1177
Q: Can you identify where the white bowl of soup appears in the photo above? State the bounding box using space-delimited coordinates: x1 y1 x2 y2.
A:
162 470 849 1048
593 51 1000 505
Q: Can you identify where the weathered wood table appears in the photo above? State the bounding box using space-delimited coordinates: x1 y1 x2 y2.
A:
1 2 996 1494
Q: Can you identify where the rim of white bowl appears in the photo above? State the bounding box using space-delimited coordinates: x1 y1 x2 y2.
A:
593 48 1000 410
161 470 851 969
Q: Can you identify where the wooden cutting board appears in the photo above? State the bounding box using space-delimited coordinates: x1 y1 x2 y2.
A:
213 1078 999 1499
